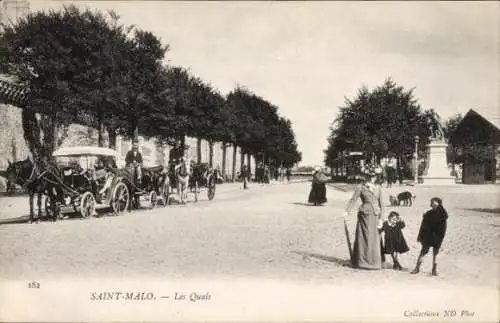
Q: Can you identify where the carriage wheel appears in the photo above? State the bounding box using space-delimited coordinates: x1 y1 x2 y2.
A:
149 191 158 209
207 175 216 201
161 179 171 207
111 182 129 215
80 192 96 219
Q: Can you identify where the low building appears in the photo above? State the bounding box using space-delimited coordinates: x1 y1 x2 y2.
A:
449 109 500 184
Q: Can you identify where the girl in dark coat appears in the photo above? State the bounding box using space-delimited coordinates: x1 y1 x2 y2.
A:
380 211 409 270
410 197 448 276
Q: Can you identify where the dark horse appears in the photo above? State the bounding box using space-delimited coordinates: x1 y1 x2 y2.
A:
5 158 62 223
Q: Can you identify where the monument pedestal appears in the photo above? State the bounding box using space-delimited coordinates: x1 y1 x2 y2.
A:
420 141 456 186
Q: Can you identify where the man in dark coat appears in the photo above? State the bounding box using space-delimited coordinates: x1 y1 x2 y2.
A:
125 140 143 185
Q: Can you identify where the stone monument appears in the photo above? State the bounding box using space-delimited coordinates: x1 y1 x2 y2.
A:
420 122 456 185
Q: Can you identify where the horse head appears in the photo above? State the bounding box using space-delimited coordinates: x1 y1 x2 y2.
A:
5 159 35 186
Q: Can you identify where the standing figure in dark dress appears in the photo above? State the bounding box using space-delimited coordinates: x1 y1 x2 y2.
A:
344 168 384 270
308 166 328 205
380 211 409 270
241 165 249 190
410 197 448 276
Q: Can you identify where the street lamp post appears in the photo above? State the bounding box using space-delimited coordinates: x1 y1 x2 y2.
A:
414 136 419 184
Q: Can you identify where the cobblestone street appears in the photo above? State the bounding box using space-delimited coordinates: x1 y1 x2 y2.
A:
0 181 498 322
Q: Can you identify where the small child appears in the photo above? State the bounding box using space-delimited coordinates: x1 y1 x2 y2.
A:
380 211 409 270
410 197 448 276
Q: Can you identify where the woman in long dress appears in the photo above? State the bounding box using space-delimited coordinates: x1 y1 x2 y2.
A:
344 168 384 269
308 166 328 205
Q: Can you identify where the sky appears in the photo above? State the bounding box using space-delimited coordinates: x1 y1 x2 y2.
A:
28 1 499 166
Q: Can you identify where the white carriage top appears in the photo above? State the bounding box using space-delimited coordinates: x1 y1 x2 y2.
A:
53 146 117 157
53 146 118 170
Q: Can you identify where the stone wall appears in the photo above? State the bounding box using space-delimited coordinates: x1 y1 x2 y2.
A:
0 105 31 168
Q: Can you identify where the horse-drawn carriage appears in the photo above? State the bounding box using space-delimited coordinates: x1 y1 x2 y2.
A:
51 146 169 217
48 146 127 218
166 160 217 204
6 145 214 223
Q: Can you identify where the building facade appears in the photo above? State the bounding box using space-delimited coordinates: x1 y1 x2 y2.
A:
450 109 500 184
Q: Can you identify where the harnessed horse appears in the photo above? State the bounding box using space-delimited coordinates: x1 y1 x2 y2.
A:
175 158 191 204
5 158 63 223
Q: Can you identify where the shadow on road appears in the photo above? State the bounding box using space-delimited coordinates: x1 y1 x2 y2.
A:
0 215 31 225
291 250 351 267
461 208 500 215
0 208 111 226
291 202 327 207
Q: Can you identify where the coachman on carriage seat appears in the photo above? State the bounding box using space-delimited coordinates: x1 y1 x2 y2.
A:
125 139 143 185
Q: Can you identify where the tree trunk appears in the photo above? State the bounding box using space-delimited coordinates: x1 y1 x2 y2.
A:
221 142 227 179
108 128 117 150
180 135 186 158
232 143 237 182
98 116 105 147
22 109 41 160
247 153 251 175
397 155 403 184
133 124 139 143
10 137 17 162
208 140 214 168
38 114 58 161
196 137 202 164
240 150 245 175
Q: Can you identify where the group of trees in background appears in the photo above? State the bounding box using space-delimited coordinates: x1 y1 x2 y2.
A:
324 78 463 176
0 5 301 174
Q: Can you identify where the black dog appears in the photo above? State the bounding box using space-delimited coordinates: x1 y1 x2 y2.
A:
397 191 416 206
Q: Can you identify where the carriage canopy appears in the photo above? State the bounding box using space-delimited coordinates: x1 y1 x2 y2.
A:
53 146 117 157
53 146 118 170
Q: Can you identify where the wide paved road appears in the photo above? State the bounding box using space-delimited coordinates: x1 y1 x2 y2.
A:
0 181 498 321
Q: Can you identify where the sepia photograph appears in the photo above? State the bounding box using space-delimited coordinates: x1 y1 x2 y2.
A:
0 0 498 321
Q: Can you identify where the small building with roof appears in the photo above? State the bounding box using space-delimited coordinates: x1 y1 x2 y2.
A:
449 109 500 184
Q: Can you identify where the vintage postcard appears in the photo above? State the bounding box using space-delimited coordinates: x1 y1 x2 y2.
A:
0 1 498 322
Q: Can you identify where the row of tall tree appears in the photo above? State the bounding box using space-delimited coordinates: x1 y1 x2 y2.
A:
324 78 460 174
0 5 301 174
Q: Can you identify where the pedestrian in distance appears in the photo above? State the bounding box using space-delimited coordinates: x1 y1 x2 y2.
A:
308 166 328 205
242 165 249 190
410 197 448 276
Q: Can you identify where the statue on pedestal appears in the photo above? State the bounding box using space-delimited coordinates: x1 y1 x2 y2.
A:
430 124 445 143
427 112 445 143
421 116 455 185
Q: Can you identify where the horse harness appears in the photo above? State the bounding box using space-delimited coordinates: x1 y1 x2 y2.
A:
13 160 38 188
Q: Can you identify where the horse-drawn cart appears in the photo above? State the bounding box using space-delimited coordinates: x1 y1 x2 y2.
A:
190 163 217 202
52 146 170 217
115 164 169 211
165 161 216 204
